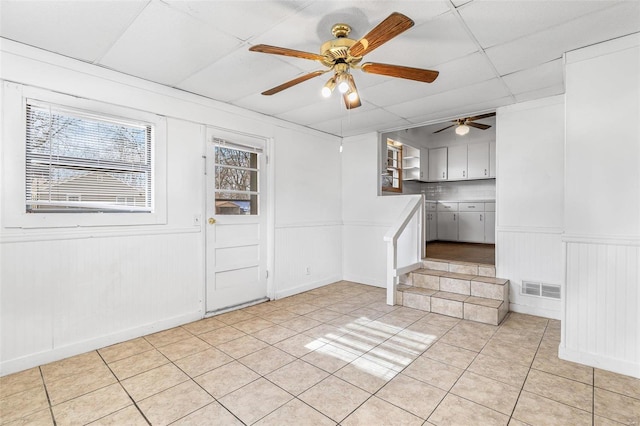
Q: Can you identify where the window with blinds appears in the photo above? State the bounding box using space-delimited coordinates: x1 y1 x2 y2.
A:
25 100 153 213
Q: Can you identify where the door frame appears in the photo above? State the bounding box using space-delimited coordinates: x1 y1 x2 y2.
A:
201 125 275 315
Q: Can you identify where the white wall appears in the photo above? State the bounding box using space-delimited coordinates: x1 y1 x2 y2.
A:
0 40 341 375
496 95 565 319
273 127 343 298
561 34 639 378
341 132 421 287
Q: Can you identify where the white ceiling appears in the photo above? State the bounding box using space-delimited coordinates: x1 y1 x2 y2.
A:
1 0 639 138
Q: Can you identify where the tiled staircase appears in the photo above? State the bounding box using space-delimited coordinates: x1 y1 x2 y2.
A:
397 258 509 326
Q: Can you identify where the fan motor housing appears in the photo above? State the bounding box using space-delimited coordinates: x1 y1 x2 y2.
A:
320 23 363 67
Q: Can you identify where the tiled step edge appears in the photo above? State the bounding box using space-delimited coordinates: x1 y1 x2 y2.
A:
410 269 509 302
395 287 508 326
423 258 496 278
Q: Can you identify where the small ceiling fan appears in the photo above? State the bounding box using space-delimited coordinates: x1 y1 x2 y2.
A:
433 112 496 135
248 12 439 109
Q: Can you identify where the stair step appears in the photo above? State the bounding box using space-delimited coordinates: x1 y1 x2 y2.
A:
423 258 496 277
395 287 508 326
410 269 509 301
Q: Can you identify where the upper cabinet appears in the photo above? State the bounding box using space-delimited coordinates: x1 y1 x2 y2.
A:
419 148 429 182
428 147 448 181
468 142 490 179
447 145 468 180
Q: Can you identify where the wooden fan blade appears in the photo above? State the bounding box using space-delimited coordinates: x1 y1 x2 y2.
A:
467 122 491 130
433 124 455 134
466 112 496 121
361 62 439 83
261 70 327 96
348 12 414 57
343 74 361 109
249 44 325 62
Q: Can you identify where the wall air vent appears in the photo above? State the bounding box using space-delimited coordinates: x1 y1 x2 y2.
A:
521 281 561 299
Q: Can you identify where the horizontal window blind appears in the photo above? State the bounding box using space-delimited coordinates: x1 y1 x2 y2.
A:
25 100 153 213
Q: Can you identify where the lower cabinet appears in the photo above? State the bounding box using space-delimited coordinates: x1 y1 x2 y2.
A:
434 201 495 244
437 212 458 241
459 212 485 242
426 212 437 241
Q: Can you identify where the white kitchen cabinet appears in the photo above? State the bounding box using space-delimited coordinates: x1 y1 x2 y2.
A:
468 142 490 179
447 145 468 180
484 211 496 244
437 212 458 241
428 147 447 181
459 212 485 242
419 148 429 181
426 202 437 241
489 141 496 178
436 202 458 241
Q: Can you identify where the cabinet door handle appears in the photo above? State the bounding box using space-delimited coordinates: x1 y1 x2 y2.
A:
463 170 465 177
442 172 445 178
484 169 487 176
453 214 456 221
480 214 483 221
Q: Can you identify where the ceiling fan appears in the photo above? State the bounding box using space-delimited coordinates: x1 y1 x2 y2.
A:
248 12 439 109
433 112 496 136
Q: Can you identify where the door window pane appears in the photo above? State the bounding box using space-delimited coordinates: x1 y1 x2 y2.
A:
214 145 258 215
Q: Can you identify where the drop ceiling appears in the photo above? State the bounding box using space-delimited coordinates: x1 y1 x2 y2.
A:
1 0 638 138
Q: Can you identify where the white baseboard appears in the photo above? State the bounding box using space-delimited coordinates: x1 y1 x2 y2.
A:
274 275 342 299
0 311 202 377
342 273 385 288
509 302 561 320
559 345 640 379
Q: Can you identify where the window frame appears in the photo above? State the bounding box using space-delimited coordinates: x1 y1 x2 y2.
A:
1 82 167 229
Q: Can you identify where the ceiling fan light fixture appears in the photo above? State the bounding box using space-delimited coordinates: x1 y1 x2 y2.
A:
455 124 470 136
322 77 336 98
336 73 350 93
346 89 359 103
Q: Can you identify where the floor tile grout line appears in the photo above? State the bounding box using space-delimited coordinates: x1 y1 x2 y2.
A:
38 366 57 426
95 350 152 426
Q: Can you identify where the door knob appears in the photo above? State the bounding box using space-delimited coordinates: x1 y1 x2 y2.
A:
208 217 216 225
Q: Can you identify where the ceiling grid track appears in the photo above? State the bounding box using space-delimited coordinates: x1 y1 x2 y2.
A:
446 0 517 104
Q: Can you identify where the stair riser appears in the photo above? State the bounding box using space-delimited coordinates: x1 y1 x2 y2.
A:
395 290 507 326
422 259 496 278
409 272 508 302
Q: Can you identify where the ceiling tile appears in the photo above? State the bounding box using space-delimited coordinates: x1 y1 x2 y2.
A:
502 58 564 95
310 107 411 137
0 0 148 63
514 84 565 103
386 78 511 120
275 95 365 126
362 52 496 107
365 11 479 69
99 1 242 86
166 0 306 41
177 49 308 103
459 0 618 48
485 1 640 75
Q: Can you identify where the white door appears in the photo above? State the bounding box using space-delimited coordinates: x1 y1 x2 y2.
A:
205 129 268 314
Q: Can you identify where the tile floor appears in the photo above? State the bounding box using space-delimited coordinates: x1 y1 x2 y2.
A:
2 281 639 425
426 242 496 265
